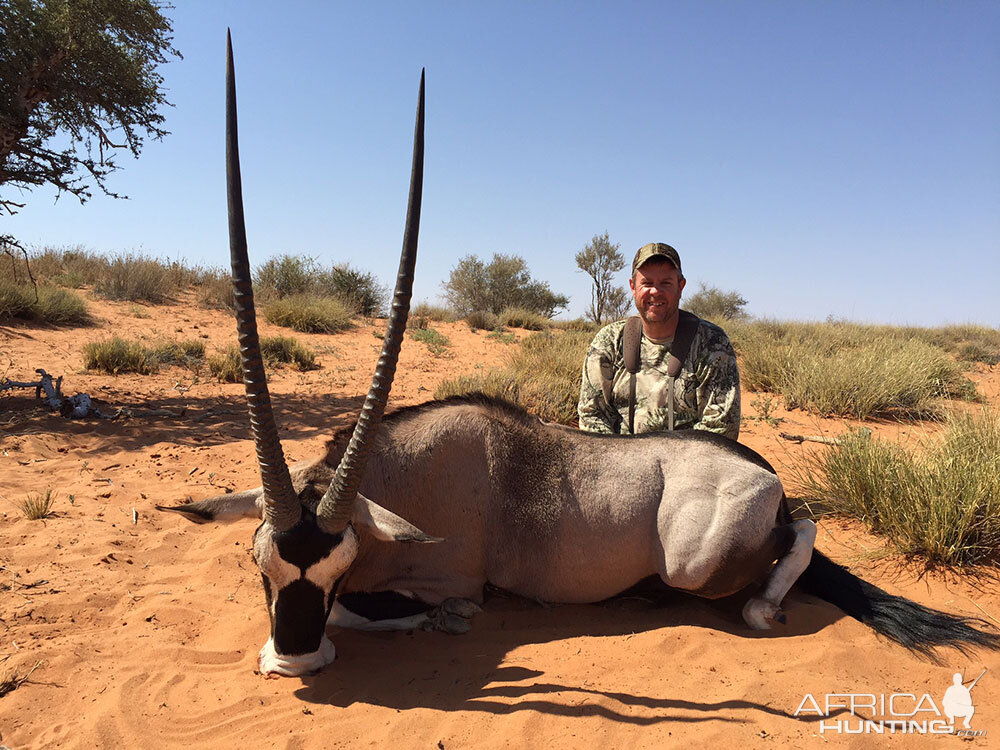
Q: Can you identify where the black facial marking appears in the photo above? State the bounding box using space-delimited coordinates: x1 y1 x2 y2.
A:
257 512 344 574
260 572 275 629
273 578 327 654
337 591 432 621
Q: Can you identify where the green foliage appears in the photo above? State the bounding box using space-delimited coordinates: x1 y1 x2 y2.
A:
684 283 749 322
208 336 317 382
485 329 516 344
465 310 499 331
730 319 979 419
0 0 181 217
442 253 568 318
19 489 55 520
0 278 89 325
498 307 550 331
435 330 592 424
83 336 205 374
411 302 458 322
409 326 452 357
33 285 89 324
794 409 1000 566
253 254 386 315
575 231 630 323
83 337 159 374
263 293 353 333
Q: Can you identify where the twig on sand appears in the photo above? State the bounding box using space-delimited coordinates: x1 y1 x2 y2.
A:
779 431 864 445
0 660 43 698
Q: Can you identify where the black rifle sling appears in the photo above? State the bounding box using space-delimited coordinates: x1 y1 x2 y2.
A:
623 310 699 433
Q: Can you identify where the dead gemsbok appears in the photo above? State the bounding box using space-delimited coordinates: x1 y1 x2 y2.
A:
159 34 1000 677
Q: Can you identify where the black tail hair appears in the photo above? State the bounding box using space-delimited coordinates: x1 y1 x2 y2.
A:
798 550 1000 660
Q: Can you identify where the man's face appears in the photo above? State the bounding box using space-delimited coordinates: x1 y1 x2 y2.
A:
629 259 686 327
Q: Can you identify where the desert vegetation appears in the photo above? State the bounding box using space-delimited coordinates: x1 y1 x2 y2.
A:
207 336 318 382
795 408 1000 566
83 337 206 375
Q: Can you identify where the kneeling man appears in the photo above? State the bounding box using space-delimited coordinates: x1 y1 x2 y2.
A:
578 242 741 439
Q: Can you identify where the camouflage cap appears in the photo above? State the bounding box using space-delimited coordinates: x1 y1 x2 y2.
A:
632 242 682 276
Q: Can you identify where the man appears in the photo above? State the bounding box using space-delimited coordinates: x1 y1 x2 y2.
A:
577 242 741 439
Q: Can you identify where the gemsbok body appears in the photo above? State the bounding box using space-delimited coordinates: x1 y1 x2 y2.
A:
159 34 1000 677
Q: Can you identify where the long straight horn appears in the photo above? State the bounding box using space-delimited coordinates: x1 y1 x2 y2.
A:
226 30 300 532
317 70 425 533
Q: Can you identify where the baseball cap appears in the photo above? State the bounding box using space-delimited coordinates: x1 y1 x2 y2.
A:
632 242 682 276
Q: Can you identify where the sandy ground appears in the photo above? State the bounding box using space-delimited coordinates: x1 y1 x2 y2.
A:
1 293 998 749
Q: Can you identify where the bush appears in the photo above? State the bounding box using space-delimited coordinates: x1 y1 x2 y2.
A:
684 283 748 322
83 338 159 374
209 336 318 382
794 409 1000 566
442 253 568 317
253 254 386 315
412 302 457 323
84 337 207 374
196 268 236 311
93 253 181 303
263 293 353 333
498 307 550 331
465 310 499 331
0 279 89 325
552 317 600 332
34 286 89 325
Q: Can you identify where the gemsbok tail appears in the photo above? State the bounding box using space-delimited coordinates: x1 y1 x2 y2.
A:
798 549 1000 659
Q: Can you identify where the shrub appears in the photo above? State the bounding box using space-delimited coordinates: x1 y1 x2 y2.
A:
409 326 452 357
684 283 749 322
93 253 180 303
794 409 1000 566
263 293 353 333
33 286 89 325
152 339 206 369
209 336 318 382
498 307 549 331
253 254 386 315
466 310 498 331
196 268 236 311
412 303 457 323
485 329 516 344
442 253 568 317
253 254 317 299
260 336 317 371
83 338 159 375
0 279 36 321
552 317 599 332
19 489 56 520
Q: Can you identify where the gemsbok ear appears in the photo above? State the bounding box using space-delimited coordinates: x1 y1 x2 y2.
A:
352 493 442 543
156 487 264 523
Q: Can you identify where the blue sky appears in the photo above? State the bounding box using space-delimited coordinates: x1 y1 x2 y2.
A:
5 1 999 325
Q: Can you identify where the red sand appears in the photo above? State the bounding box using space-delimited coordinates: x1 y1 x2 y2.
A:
1 294 997 748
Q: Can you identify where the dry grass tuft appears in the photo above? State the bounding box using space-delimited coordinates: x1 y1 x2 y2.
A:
263 293 353 333
19 489 56 520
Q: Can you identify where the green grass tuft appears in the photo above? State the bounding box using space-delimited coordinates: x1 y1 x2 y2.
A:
0 280 89 325
466 310 499 331
497 307 551 331
794 409 1000 566
263 293 353 333
409 326 452 357
209 336 318 382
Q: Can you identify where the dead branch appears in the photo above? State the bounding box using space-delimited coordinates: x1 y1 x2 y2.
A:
779 429 870 445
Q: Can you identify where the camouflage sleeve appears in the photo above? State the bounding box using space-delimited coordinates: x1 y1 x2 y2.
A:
692 328 741 440
577 328 621 434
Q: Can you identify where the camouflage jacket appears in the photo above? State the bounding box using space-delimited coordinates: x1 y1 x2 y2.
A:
577 315 741 439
